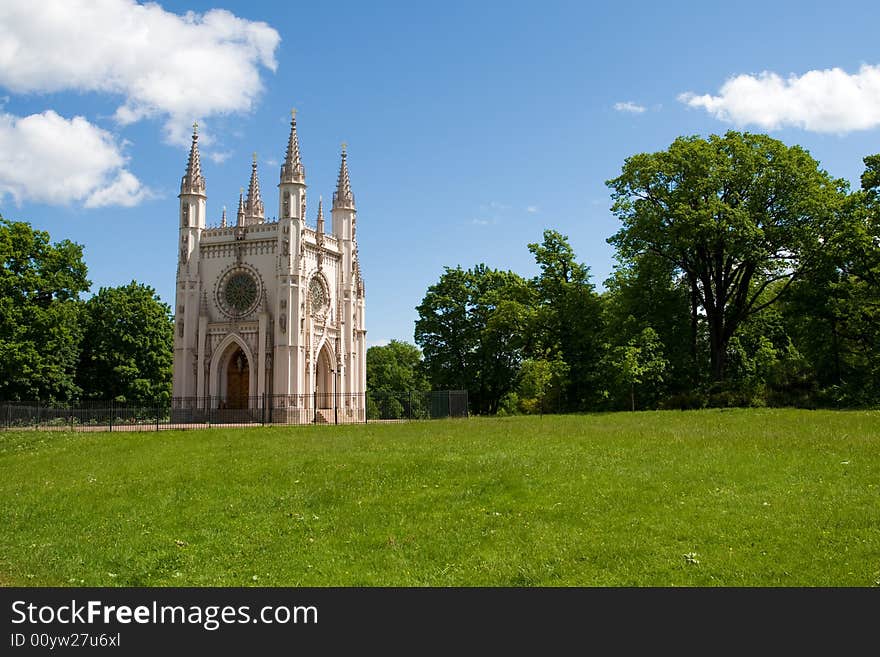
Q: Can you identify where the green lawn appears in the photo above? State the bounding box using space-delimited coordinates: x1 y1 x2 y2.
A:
1 409 878 586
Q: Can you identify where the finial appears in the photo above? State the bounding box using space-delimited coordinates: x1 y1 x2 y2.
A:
252 152 257 164
192 121 198 136
341 141 347 155
291 108 297 119
240 186 244 194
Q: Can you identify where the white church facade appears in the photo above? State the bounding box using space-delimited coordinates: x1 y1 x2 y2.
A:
172 113 366 422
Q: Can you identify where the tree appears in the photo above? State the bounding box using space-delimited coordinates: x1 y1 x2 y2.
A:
366 340 429 393
603 327 668 411
602 253 694 394
515 356 569 414
781 154 880 404
528 230 604 410
76 281 173 403
415 264 533 414
607 131 846 382
0 217 90 400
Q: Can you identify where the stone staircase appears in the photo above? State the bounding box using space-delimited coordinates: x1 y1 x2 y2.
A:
315 408 334 424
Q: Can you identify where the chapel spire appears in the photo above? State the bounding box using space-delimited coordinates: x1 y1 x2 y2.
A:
332 143 355 210
180 121 206 196
245 153 265 222
280 109 305 184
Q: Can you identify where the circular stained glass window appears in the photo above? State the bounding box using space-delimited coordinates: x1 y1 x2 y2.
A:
309 277 326 312
223 271 258 315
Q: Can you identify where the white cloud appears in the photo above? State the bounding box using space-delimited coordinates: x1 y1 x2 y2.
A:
614 101 646 114
679 64 880 133
526 205 539 213
0 110 150 207
0 0 281 145
207 150 232 164
367 338 390 348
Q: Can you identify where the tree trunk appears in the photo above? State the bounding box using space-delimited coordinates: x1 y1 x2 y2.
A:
708 317 727 382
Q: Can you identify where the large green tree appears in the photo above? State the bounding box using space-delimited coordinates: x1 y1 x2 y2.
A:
607 131 846 382
528 230 604 409
76 281 174 403
415 264 533 414
0 217 90 401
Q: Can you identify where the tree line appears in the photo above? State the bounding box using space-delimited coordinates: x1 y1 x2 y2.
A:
0 216 173 403
400 131 880 414
5 130 878 413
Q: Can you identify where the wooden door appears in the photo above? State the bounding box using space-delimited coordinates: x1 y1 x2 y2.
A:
226 348 250 409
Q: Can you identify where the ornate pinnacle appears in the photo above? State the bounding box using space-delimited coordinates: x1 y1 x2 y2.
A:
237 187 245 226
316 195 325 234
332 144 355 210
180 121 206 196
221 205 227 228
280 109 305 184
245 155 265 222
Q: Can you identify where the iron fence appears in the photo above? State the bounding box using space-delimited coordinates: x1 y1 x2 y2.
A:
0 391 468 432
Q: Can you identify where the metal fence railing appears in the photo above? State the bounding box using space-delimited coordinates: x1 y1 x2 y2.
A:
0 391 469 432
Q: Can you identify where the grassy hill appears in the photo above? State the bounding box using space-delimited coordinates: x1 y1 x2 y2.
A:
1 409 878 586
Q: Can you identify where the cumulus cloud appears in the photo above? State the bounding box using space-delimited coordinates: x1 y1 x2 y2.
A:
614 101 646 114
679 64 880 133
0 0 281 145
0 110 150 207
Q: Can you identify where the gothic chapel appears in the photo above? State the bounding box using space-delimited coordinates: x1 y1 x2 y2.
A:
172 113 367 421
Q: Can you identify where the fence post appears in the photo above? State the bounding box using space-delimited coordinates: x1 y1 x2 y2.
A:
35 400 40 431
313 390 317 424
156 400 160 432
109 400 113 432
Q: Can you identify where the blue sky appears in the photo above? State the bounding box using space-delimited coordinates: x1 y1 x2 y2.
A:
1 0 878 346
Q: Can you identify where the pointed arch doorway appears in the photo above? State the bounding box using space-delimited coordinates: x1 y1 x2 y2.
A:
226 346 250 409
315 344 335 410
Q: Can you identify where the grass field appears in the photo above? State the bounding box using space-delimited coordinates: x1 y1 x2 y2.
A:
1 409 878 587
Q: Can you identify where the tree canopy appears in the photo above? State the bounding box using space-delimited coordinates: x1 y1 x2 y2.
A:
366 340 429 393
77 280 174 403
607 131 846 382
415 264 533 414
0 217 90 400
